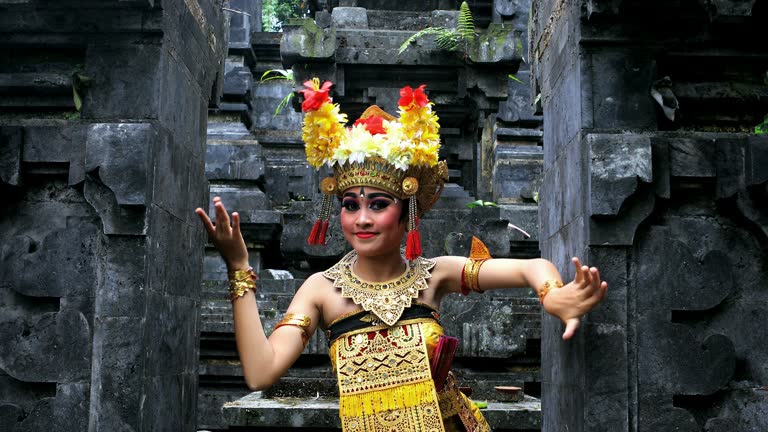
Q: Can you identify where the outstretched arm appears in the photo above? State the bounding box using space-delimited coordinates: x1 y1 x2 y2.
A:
434 255 607 340
195 198 321 390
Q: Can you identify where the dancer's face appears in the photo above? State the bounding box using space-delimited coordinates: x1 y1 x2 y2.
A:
340 186 405 257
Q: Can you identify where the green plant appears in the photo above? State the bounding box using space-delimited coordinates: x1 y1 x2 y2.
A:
71 72 92 111
398 1 475 55
508 74 524 86
466 200 499 209
756 114 768 135
260 69 295 117
262 0 309 32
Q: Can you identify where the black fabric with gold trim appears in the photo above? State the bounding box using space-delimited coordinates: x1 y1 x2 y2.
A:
326 303 439 346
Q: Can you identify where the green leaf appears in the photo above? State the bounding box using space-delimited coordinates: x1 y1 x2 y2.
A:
756 114 768 135
466 200 498 208
508 74 525 86
73 86 82 111
261 69 293 82
273 92 294 117
466 199 484 209
71 72 92 112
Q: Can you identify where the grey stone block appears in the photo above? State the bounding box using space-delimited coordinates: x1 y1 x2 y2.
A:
1 226 97 299
89 316 145 431
0 309 91 383
141 373 198 431
0 127 22 186
331 7 368 29
493 147 543 202
209 184 270 210
281 19 336 65
22 124 87 185
589 133 652 217
53 383 89 431
143 293 198 377
205 143 265 181
83 44 162 119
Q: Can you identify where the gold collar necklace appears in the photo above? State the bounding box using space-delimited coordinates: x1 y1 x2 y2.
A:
323 250 435 326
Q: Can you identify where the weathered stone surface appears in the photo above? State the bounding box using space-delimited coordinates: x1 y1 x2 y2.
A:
281 19 336 64
468 24 523 66
85 123 154 207
205 142 265 181
223 392 542 430
1 1 225 430
0 127 22 186
698 0 757 20
589 134 652 216
331 7 368 29
0 309 91 383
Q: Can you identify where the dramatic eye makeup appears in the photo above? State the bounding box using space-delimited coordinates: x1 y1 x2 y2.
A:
342 192 396 212
341 199 360 211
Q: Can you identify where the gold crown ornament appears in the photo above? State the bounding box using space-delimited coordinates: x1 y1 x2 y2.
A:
299 79 448 259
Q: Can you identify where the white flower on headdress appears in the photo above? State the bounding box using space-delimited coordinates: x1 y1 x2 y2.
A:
332 124 383 165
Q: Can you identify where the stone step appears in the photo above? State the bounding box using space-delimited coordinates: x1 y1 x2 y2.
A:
222 392 541 430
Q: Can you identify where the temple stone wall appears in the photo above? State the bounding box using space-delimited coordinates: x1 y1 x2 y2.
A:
0 1 226 430
531 0 768 431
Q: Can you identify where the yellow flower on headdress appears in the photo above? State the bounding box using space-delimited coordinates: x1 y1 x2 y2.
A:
410 141 440 166
399 105 440 141
302 98 348 168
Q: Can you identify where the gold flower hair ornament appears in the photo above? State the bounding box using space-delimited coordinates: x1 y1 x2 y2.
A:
299 79 448 259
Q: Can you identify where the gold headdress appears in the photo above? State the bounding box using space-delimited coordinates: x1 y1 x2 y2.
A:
299 79 448 259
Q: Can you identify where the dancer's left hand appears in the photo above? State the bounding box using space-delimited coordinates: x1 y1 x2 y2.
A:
542 257 608 340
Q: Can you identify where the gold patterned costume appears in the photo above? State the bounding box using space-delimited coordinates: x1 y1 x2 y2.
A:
324 251 491 432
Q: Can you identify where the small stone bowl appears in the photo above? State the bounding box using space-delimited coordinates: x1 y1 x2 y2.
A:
494 386 523 402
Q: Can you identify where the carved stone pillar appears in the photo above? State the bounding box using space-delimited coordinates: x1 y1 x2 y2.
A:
530 0 767 431
0 1 226 430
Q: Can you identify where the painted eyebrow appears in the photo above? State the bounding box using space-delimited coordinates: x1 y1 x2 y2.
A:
342 192 395 200
366 193 396 200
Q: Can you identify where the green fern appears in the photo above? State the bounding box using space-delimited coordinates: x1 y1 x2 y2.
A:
399 27 452 54
458 2 475 43
398 1 476 55
435 32 461 51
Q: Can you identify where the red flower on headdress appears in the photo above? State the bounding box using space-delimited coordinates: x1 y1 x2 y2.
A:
298 79 333 112
353 115 387 135
398 85 429 110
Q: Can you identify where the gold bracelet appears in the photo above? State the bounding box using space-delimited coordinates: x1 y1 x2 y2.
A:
462 258 489 294
460 236 493 295
274 313 312 345
228 267 257 301
538 279 563 304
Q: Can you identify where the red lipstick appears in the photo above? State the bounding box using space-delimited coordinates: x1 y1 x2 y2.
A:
355 232 375 239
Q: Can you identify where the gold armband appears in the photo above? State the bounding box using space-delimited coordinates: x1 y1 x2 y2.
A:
538 279 563 304
228 267 257 301
461 236 492 295
274 313 312 344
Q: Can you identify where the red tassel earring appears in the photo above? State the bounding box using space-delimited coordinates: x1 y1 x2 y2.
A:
403 177 421 260
307 177 337 246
